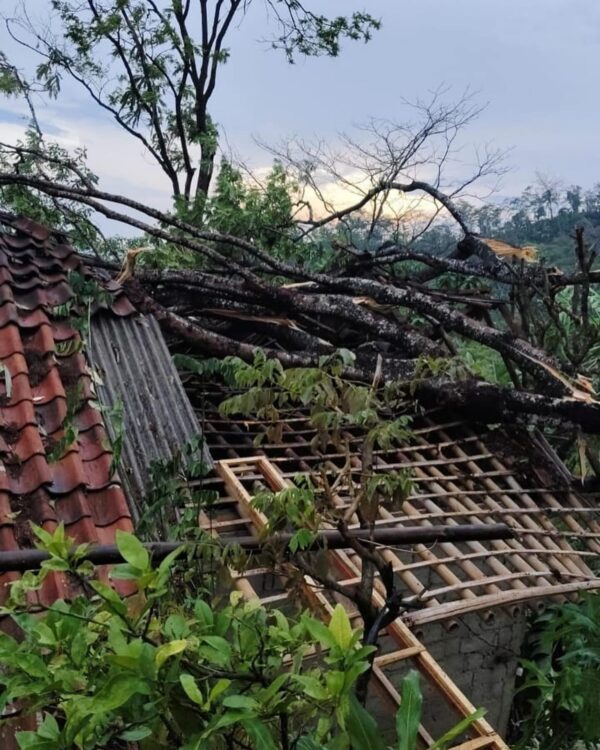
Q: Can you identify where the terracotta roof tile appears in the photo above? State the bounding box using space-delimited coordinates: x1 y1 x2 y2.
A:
0 216 136 603
0 305 19 329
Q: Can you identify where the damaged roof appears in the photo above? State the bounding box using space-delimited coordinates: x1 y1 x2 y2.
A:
184 375 600 624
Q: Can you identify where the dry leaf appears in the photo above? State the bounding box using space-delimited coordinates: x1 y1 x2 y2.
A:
116 247 151 284
481 237 538 262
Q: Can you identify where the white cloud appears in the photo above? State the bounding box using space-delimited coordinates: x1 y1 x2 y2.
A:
0 107 174 234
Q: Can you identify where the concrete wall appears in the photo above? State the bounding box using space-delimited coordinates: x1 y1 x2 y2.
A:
373 608 528 741
417 609 528 737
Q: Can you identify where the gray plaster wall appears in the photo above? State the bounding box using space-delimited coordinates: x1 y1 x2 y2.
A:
373 608 528 741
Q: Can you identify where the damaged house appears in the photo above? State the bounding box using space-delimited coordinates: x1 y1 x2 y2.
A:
0 214 599 749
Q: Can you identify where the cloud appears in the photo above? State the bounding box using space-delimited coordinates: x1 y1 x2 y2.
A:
0 106 174 234
296 169 440 222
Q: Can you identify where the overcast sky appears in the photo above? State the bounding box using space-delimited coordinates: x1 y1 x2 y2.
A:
1 0 600 226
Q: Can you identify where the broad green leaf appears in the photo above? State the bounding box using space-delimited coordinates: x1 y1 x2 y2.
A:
396 670 422 750
261 672 290 704
36 714 60 740
40 558 70 572
428 708 486 750
205 709 255 735
328 604 353 650
222 694 259 710
31 524 55 548
115 530 149 571
302 616 337 648
347 695 387 750
194 598 214 628
89 580 128 616
119 726 153 741
207 678 231 707
242 719 278 750
110 563 144 581
157 544 185 576
297 738 326 750
156 639 187 668
32 621 56 647
164 613 190 639
180 673 204 705
70 630 88 667
15 732 57 750
326 670 345 697
90 673 150 713
199 635 232 666
293 675 328 701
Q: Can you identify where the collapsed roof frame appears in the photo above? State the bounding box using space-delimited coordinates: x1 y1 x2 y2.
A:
189 378 600 624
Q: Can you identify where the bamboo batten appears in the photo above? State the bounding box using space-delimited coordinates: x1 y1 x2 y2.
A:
392 449 523 595
409 432 556 589
435 426 583 581
282 419 437 604
193 387 600 624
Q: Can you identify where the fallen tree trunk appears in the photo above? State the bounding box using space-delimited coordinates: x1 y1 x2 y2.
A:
125 280 600 432
1 176 597 436
414 378 600 433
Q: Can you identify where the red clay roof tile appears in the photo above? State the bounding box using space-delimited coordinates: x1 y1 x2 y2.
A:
0 217 136 603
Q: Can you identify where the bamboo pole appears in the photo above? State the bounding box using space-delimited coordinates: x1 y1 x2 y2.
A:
406 579 600 626
472 437 594 576
407 435 548 590
437 426 577 581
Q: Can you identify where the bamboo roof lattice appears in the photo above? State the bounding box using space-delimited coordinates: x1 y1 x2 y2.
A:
188 381 600 624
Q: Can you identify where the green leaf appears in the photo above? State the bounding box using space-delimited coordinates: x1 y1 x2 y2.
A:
347 695 387 750
328 603 353 650
297 738 326 750
199 634 232 665
326 670 345 697
242 719 278 749
88 580 128 616
119 726 153 741
180 673 204 705
194 598 214 628
208 678 232 707
36 713 60 740
396 671 422 750
303 616 337 648
90 673 150 713
115 530 149 571
428 708 486 750
157 544 185 576
155 639 187 668
293 675 328 701
222 695 258 710
16 732 57 750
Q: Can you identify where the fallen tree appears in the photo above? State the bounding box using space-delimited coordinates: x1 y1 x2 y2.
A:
0 161 598 439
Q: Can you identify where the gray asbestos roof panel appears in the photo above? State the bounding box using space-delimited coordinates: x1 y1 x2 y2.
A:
89 313 210 517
